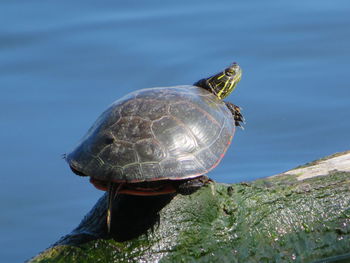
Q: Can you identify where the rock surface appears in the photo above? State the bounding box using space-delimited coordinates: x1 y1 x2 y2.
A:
29 151 350 263
278 151 350 181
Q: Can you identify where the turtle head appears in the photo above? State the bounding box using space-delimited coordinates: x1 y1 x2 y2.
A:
194 63 242 99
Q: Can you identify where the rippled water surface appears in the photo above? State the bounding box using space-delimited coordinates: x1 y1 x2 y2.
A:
1 1 350 261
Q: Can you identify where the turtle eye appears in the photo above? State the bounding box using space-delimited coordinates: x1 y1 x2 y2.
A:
225 69 234 76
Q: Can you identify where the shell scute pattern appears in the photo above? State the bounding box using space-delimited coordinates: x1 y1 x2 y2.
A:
110 116 152 143
120 98 168 121
194 148 219 169
209 122 233 159
134 138 166 162
140 163 163 180
84 130 115 156
169 101 223 147
151 116 198 157
135 86 190 102
68 86 235 182
99 141 136 167
123 164 143 181
159 158 182 176
178 156 206 176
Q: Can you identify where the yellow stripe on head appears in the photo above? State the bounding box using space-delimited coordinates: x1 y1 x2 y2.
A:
207 63 242 99
194 63 242 100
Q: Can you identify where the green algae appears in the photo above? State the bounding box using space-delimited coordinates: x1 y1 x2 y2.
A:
30 169 350 263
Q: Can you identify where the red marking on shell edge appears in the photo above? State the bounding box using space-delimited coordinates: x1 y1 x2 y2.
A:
90 173 205 184
118 187 176 196
90 177 177 196
207 136 234 171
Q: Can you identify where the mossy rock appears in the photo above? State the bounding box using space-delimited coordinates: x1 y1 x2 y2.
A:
29 151 350 263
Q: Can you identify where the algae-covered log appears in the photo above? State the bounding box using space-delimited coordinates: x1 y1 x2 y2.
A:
29 151 350 263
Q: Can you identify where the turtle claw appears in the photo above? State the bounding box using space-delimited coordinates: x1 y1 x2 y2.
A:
237 115 246 130
224 101 245 129
238 124 245 131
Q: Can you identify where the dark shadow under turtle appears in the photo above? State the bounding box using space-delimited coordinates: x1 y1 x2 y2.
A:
108 177 210 241
55 184 203 245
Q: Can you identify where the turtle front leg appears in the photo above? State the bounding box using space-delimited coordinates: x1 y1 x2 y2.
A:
224 101 245 128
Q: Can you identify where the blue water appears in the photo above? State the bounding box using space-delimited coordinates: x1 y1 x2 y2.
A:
1 1 350 262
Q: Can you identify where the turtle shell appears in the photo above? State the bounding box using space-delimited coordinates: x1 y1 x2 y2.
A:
67 85 235 183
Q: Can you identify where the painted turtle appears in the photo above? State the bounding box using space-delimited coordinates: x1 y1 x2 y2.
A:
66 63 243 231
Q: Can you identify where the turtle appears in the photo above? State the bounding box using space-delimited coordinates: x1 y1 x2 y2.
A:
66 62 244 231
